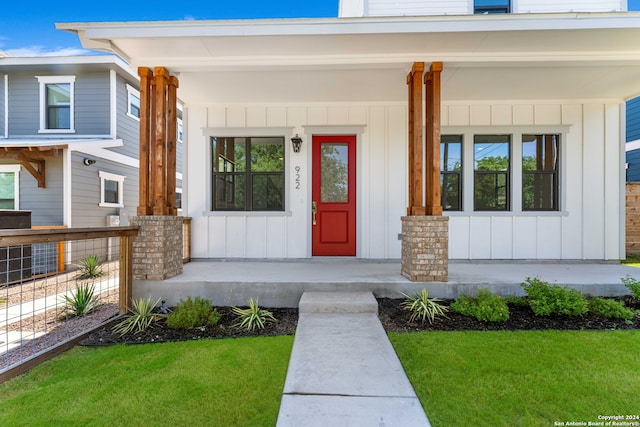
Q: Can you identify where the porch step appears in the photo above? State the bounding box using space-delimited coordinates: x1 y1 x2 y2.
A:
298 291 378 315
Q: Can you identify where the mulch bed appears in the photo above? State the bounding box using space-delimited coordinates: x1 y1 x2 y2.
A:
79 296 640 346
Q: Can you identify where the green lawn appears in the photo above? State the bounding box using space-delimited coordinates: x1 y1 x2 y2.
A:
390 330 640 427
622 255 640 268
0 335 294 427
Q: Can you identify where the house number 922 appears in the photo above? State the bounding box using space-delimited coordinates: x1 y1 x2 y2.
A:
295 166 301 190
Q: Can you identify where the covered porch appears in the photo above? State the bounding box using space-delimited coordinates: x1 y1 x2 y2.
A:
133 259 637 307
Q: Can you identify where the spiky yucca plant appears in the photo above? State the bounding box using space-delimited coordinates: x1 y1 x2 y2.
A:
232 298 277 331
113 297 163 336
401 289 449 324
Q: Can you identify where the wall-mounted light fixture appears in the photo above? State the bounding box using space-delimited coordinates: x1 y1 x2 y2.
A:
83 158 96 166
291 134 303 153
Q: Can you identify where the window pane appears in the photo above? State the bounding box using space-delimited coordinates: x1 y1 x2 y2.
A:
475 0 510 13
213 137 246 172
475 173 508 210
441 135 462 171
250 138 284 172
474 135 510 171
104 180 119 204
441 174 460 211
523 173 557 210
522 134 558 171
130 94 140 118
213 174 245 210
0 172 15 209
46 83 70 129
321 143 348 203
523 134 559 211
252 174 284 210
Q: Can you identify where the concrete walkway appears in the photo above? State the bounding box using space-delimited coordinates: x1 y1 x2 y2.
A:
276 292 430 427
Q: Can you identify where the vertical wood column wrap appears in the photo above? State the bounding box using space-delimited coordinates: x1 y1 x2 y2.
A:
152 67 169 215
425 62 443 216
407 62 425 216
166 76 179 215
137 67 153 215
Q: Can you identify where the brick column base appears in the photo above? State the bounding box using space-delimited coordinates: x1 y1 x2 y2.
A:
401 216 449 282
131 216 183 280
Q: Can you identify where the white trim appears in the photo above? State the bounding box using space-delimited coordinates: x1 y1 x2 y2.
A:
98 170 125 208
202 126 294 137
64 149 72 227
36 75 76 134
0 165 21 209
126 83 140 121
3 74 7 138
626 139 640 151
110 70 117 138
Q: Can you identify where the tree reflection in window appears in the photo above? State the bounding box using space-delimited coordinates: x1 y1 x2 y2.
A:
321 143 348 203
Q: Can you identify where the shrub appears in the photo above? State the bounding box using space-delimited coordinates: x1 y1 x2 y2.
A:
76 254 105 279
232 298 276 331
61 283 99 317
400 289 448 324
166 297 221 329
113 297 164 336
521 277 588 316
588 297 637 321
450 288 510 322
622 276 640 300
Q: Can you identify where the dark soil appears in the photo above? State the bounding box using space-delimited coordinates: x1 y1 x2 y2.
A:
79 296 640 346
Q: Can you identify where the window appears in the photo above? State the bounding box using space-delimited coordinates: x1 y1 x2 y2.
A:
176 188 182 211
211 136 284 211
37 76 75 133
177 118 183 143
522 134 559 211
126 84 140 120
474 0 510 14
440 135 463 211
0 165 20 209
474 135 510 211
99 171 125 207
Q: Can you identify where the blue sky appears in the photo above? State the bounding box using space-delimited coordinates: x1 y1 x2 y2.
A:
0 0 638 57
0 0 340 56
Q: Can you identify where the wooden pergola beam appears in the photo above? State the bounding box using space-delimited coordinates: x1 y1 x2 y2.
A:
0 145 66 188
425 62 443 216
407 62 425 216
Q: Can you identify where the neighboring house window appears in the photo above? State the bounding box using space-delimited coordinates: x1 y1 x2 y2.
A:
440 135 463 211
211 136 285 211
0 165 20 209
99 171 125 207
474 135 510 211
176 188 183 212
177 118 183 143
474 0 510 14
37 76 75 133
126 84 140 120
522 134 560 211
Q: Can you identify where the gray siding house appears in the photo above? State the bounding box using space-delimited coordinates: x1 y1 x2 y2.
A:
0 55 183 272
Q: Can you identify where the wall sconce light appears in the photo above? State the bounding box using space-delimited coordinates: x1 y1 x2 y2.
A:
291 134 303 153
83 158 96 166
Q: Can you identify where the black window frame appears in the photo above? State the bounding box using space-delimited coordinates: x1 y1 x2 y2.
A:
211 136 285 212
440 135 463 211
522 134 560 212
473 134 511 211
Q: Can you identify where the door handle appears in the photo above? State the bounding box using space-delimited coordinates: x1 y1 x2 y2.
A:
312 201 317 226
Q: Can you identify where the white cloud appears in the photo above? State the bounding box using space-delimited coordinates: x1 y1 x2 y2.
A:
4 46 93 57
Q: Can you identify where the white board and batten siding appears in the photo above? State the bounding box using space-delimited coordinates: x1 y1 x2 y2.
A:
185 99 624 261
348 0 625 17
443 102 623 260
186 103 407 260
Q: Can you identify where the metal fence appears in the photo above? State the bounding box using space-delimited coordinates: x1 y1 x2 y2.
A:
0 227 138 380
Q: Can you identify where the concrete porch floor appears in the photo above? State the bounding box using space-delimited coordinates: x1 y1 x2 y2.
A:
134 259 640 308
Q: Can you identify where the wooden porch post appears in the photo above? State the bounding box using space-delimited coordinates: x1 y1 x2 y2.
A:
137 66 179 216
425 62 443 216
407 62 425 216
137 67 153 215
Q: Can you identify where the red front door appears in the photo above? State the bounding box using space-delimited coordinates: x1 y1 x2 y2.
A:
312 135 356 256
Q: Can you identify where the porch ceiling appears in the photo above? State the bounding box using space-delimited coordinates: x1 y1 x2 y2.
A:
58 13 640 103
